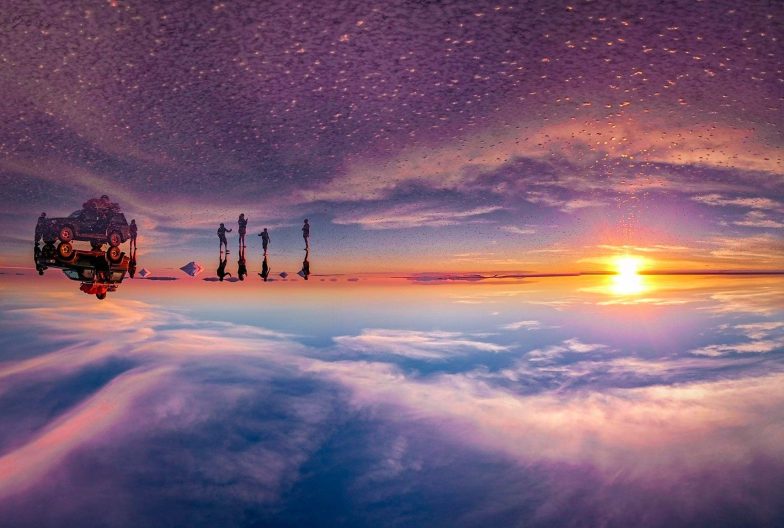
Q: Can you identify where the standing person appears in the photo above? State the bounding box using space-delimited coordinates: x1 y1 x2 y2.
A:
237 213 248 247
217 223 232 253
302 219 310 249
129 219 138 251
258 228 270 253
35 212 47 243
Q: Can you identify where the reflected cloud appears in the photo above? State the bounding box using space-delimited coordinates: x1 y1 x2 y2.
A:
334 329 508 361
0 367 171 499
307 360 784 478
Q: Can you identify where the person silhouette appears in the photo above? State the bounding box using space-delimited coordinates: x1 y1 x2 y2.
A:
237 244 247 281
217 223 232 253
217 252 232 281
302 219 310 249
129 219 138 251
35 212 47 243
260 254 270 282
258 228 270 253
238 213 247 247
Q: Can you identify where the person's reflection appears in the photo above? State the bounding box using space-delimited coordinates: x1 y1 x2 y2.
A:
217 249 232 282
300 249 310 280
34 242 47 275
237 243 247 281
35 212 47 244
260 254 270 282
128 247 137 279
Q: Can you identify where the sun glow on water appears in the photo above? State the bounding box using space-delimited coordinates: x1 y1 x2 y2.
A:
611 255 646 296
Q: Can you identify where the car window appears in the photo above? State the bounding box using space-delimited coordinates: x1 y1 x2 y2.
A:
82 269 94 279
62 270 80 279
69 210 81 218
110 271 125 281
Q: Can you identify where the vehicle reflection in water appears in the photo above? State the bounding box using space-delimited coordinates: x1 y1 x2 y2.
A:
34 241 130 300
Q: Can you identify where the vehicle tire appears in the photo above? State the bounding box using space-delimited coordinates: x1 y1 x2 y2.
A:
96 293 107 300
106 246 122 263
91 241 103 251
57 242 74 259
108 231 122 247
59 226 74 243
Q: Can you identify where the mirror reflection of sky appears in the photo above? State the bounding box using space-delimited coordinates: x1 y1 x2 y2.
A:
1 274 782 527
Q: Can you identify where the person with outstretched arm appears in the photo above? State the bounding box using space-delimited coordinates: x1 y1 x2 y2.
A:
258 228 270 253
217 223 232 252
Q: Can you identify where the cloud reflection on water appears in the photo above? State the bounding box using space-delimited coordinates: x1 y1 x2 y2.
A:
0 276 782 526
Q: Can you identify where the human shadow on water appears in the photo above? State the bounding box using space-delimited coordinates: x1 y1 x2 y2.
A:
34 240 130 300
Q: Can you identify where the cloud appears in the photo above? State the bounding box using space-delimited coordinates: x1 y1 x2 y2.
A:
527 338 608 362
690 320 784 357
500 226 536 235
333 329 508 360
692 194 783 211
690 340 784 356
734 322 784 340
0 297 332 510
524 191 606 213
332 204 503 230
733 210 784 229
306 359 784 478
502 320 544 331
0 366 172 499
706 234 784 264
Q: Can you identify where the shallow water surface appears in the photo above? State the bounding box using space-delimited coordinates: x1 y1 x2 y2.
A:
1 274 782 527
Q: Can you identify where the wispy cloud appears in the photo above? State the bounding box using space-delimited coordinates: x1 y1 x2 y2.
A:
333 329 508 360
733 210 784 229
501 320 545 331
692 194 783 211
332 204 503 230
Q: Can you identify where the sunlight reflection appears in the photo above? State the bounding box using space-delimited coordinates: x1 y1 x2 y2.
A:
610 255 647 296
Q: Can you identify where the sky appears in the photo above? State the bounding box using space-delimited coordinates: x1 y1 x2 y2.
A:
0 0 782 273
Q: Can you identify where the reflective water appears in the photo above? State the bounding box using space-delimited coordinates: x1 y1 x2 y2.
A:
0 274 782 527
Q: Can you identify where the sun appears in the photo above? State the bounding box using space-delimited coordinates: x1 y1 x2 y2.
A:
611 255 646 295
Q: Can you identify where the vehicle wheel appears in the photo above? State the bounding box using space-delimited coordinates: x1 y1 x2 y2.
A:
108 231 122 247
57 242 74 259
96 293 107 300
59 226 74 243
106 246 122 263
91 241 103 251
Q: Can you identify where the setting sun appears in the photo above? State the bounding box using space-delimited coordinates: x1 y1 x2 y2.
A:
611 255 647 295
